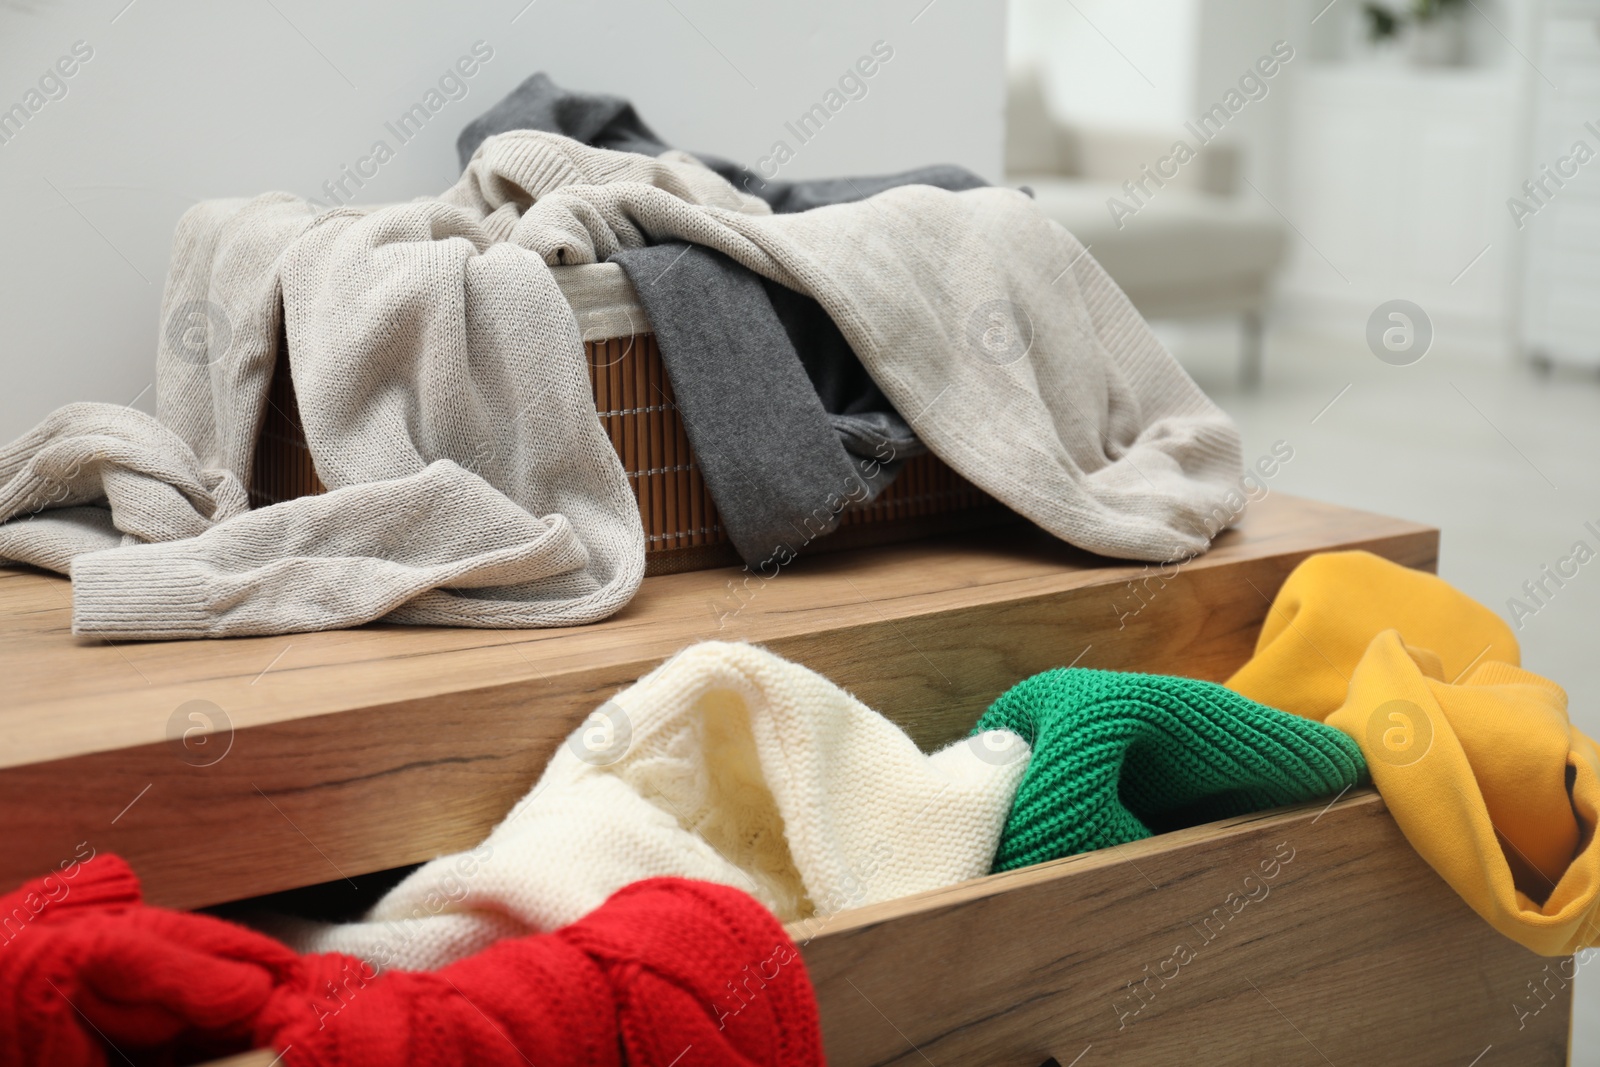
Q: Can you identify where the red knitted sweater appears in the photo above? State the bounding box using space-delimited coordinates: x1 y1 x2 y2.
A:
0 855 822 1066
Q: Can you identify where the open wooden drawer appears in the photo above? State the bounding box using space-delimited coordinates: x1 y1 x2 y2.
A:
0 494 1574 1064
203 787 1569 1066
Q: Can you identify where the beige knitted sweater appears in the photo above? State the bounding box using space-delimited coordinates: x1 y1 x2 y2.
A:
0 131 1241 638
0 147 760 636
472 134 1243 561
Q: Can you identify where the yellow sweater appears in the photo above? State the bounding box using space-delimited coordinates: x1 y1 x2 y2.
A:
1227 550 1600 956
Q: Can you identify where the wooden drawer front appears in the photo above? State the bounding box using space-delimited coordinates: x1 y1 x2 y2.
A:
802 791 1569 1066
0 495 1436 912
205 791 1570 1067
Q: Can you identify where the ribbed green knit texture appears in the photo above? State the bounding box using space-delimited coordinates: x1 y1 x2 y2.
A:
975 668 1368 872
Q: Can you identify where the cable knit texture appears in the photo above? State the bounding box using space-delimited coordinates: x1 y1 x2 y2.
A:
974 668 1367 872
272 640 1029 970
0 854 822 1067
1227 550 1600 956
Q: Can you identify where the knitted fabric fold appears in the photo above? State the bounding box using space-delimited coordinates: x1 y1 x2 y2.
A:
156 192 324 483
273 202 643 627
467 132 1245 562
0 854 823 1067
0 402 246 573
12 186 655 636
609 242 909 566
270 640 1029 970
454 71 980 569
1226 550 1600 956
439 131 769 228
456 71 674 167
69 461 594 638
974 668 1367 872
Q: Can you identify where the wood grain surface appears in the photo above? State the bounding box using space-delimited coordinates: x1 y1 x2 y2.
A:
0 494 1438 909
198 791 1571 1067
797 789 1570 1066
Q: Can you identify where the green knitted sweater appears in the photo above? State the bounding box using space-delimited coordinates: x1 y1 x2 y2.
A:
975 668 1368 872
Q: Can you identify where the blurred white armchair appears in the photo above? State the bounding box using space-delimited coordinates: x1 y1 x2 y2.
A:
1007 68 1288 387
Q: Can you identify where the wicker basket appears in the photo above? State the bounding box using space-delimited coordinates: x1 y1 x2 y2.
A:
249 265 1008 576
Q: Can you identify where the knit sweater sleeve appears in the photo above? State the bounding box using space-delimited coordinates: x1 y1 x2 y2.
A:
0 506 128 574
68 461 590 639
0 401 249 575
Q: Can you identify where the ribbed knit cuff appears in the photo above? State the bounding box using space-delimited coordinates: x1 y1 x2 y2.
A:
70 545 216 638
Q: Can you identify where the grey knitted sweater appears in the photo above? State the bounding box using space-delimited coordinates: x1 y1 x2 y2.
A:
0 131 1242 639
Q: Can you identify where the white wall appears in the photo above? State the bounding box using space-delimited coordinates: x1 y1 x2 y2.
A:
1275 64 1521 349
0 0 1006 441
1273 0 1530 352
1008 0 1290 197
1192 0 1291 198
1008 0 1197 131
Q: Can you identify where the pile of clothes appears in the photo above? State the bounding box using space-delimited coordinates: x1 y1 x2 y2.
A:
4 71 1594 1067
0 858 821 1067
268 551 1599 967
0 74 1243 640
4 552 1594 1065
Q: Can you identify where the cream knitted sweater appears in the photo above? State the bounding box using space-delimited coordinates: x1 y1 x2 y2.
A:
268 641 1030 970
0 130 1240 636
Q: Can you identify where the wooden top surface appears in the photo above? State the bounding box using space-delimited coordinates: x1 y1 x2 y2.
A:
0 493 1432 770
0 491 1439 910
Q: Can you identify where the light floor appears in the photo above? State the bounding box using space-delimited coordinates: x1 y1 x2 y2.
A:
1170 322 1600 1065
